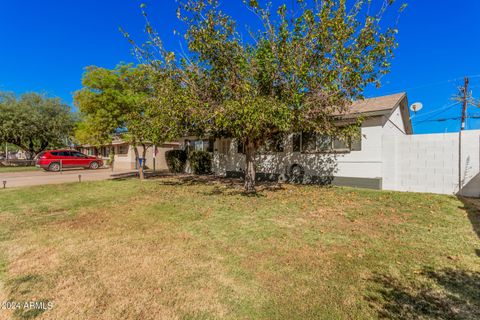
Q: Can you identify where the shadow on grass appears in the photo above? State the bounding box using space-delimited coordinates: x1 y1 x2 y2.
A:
367 267 480 319
458 197 480 257
155 175 286 197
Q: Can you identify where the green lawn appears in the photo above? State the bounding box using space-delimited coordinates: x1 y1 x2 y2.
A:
0 177 479 319
0 166 39 173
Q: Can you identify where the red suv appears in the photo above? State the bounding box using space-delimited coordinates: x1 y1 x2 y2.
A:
36 150 104 172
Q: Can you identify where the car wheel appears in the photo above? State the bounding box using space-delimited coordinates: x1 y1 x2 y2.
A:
89 161 99 170
289 164 304 183
48 162 61 172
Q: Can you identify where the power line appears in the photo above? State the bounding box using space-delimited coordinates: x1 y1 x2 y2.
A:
378 74 480 96
413 115 480 124
411 102 460 120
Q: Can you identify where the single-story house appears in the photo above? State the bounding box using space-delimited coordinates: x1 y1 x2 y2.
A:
77 137 180 171
178 92 480 196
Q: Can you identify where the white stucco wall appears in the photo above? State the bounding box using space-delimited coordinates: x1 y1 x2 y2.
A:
335 119 384 179
211 116 386 181
381 106 407 190
107 144 175 171
391 130 480 196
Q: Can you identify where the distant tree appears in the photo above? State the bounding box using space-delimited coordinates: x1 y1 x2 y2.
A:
74 64 185 179
74 120 109 155
0 92 75 159
128 0 405 192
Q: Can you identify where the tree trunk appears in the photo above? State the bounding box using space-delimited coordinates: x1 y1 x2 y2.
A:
244 141 256 193
25 150 35 160
133 146 144 180
110 146 115 172
141 144 148 172
26 139 35 160
33 141 49 160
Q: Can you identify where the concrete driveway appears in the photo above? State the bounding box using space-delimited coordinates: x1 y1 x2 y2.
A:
0 168 134 188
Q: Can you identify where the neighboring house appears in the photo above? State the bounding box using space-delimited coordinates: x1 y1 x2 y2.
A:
4 150 27 160
178 92 480 196
77 137 180 171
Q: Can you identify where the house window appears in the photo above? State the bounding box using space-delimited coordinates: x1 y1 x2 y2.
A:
259 134 285 153
204 139 214 152
193 140 203 151
117 144 129 155
300 132 317 153
350 130 362 151
237 135 285 154
185 139 214 153
318 135 332 151
292 134 301 152
237 141 245 154
100 147 109 157
293 130 362 153
333 137 349 151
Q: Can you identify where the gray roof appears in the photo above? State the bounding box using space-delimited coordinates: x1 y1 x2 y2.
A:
341 92 412 134
347 92 407 115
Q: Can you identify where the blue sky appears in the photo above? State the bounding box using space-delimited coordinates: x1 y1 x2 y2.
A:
1 1 479 134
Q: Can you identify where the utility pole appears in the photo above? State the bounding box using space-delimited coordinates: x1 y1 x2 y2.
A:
458 76 469 191
460 77 469 131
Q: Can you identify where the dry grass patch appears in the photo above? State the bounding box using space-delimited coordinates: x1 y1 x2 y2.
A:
0 178 479 319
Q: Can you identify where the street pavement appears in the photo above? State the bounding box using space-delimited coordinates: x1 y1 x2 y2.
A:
0 168 134 188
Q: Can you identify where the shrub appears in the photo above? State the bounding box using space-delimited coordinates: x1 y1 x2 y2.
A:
165 150 188 173
188 150 212 175
106 153 115 166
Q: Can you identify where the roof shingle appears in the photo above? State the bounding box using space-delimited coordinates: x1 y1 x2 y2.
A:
347 92 406 115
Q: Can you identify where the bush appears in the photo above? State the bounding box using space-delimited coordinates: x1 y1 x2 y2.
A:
165 150 188 173
106 153 115 166
188 150 212 175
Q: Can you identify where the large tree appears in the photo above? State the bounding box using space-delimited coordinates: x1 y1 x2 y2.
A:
74 64 185 179
0 92 75 159
131 0 404 192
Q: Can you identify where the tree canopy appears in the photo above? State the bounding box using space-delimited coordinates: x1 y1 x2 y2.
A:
0 92 75 159
74 64 186 178
127 0 404 192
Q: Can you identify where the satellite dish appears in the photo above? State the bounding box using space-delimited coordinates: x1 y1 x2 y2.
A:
410 102 423 113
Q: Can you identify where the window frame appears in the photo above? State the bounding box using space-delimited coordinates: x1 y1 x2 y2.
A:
293 130 361 154
116 144 129 156
237 140 245 154
185 139 215 153
258 134 285 154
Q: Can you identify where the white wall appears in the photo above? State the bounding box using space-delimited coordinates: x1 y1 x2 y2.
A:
335 119 383 178
212 116 386 181
382 107 407 190
110 144 174 171
390 130 480 196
